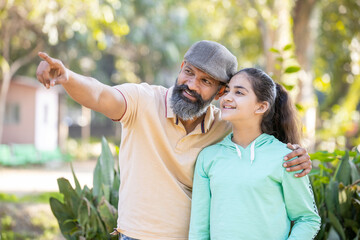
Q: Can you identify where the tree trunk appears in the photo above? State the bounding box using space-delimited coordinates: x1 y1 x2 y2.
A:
255 0 292 77
81 106 91 144
293 0 317 69
0 70 11 144
292 0 318 150
258 18 276 74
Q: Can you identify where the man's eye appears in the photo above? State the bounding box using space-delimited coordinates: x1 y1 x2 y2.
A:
202 79 212 85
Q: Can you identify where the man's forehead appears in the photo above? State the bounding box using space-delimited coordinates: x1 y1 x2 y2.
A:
184 62 218 82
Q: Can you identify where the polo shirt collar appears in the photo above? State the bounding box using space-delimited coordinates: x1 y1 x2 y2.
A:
166 87 176 119
203 104 215 133
165 86 216 134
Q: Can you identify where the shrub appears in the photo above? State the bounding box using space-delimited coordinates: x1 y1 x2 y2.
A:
50 137 120 239
51 136 360 239
310 150 360 239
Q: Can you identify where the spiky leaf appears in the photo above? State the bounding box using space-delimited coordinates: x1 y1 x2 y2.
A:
93 137 115 200
339 186 356 218
111 169 120 207
50 197 78 240
325 180 339 214
57 178 81 216
71 162 82 195
349 161 360 183
98 197 118 232
328 211 346 240
100 136 115 186
335 152 351 185
93 156 102 200
102 184 111 202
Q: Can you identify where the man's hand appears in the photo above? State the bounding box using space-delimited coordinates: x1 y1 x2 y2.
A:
36 52 69 89
283 143 312 178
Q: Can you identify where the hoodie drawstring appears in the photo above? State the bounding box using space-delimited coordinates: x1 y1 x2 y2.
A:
234 140 256 165
234 144 242 159
250 140 255 165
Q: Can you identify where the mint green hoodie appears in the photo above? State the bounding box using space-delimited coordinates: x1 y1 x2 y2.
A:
189 133 321 240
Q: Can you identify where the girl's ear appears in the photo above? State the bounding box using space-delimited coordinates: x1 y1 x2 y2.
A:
214 85 226 100
255 101 270 114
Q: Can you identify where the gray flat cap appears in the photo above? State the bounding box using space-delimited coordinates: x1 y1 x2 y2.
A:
184 40 238 83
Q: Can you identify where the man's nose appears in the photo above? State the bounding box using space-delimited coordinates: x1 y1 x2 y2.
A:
187 76 200 92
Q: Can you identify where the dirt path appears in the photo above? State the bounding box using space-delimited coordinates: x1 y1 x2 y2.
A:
0 159 97 195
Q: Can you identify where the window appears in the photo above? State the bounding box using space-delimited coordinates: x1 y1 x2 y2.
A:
44 105 48 124
5 103 20 124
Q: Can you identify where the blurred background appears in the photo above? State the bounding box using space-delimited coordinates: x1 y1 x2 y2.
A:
0 0 359 239
1 0 360 153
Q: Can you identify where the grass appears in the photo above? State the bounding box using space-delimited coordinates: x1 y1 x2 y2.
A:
0 192 64 204
0 192 64 239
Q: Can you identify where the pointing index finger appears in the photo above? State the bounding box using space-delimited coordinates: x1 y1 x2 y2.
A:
38 52 56 66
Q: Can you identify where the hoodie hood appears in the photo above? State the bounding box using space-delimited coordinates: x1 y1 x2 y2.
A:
219 133 276 165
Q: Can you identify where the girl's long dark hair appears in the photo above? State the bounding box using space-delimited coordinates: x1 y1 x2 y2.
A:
236 68 301 144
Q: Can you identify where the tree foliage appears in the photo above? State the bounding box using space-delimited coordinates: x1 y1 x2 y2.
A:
1 0 359 149
314 0 360 149
0 0 130 143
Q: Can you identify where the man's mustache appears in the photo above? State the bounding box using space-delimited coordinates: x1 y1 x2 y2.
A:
176 84 203 103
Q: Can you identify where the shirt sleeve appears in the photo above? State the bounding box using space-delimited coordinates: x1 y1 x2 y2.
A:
113 83 158 127
112 83 140 126
189 152 211 240
282 170 321 240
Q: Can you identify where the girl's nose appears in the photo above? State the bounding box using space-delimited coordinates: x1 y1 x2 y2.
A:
223 92 233 102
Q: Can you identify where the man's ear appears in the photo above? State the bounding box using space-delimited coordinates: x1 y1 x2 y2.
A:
255 101 270 114
214 85 226 100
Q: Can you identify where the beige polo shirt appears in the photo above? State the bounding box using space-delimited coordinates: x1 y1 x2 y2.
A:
115 83 231 240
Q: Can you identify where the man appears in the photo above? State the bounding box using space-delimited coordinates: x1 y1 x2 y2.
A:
36 40 312 240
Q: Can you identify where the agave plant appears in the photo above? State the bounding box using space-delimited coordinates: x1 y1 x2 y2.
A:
310 150 360 240
49 137 120 240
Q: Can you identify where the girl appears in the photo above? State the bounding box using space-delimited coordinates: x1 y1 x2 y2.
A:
189 68 321 240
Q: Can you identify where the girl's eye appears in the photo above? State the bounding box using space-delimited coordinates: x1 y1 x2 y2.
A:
236 91 244 95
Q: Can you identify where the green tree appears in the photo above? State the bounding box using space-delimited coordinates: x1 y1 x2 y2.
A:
0 0 45 143
314 0 360 149
106 0 193 86
0 0 129 143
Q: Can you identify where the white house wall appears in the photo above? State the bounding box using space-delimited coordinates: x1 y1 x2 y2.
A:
34 89 59 151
